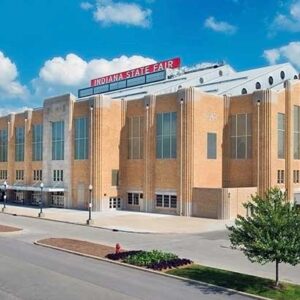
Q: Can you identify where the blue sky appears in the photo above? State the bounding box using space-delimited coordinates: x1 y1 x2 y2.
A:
0 0 300 113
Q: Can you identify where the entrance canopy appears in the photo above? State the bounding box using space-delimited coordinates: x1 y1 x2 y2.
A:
0 182 65 193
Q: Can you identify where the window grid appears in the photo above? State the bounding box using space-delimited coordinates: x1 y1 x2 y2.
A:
128 116 144 159
127 192 141 205
0 170 7 180
277 170 284 184
155 194 177 208
52 121 64 160
0 129 8 162
293 170 300 183
15 127 25 162
74 117 88 160
230 114 252 159
16 170 24 181
53 170 63 182
33 170 42 181
156 112 177 159
32 124 43 161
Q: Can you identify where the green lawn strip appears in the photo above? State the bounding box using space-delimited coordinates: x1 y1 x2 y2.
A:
167 265 300 300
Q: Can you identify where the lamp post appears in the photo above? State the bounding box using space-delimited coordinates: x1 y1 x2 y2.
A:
38 182 45 217
87 184 94 225
2 180 7 212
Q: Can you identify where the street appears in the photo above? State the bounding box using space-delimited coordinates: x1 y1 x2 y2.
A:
0 235 249 300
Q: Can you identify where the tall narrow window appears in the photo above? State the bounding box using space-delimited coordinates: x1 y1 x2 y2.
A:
0 128 8 162
294 106 300 159
32 124 43 161
278 113 285 159
207 133 217 159
15 127 25 162
52 121 64 160
230 114 252 159
128 116 144 159
74 117 88 160
156 112 177 159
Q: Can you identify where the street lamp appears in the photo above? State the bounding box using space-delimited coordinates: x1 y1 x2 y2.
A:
86 184 94 225
2 180 7 213
38 182 45 217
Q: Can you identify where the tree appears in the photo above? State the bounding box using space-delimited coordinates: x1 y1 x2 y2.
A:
227 187 300 287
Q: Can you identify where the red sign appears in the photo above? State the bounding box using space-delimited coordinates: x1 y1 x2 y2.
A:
91 57 181 87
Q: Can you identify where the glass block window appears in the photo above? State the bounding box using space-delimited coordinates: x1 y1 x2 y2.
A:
0 128 8 162
74 117 88 160
278 113 285 159
15 127 25 162
207 133 217 159
128 116 144 159
230 114 252 159
32 124 43 161
156 112 177 159
52 121 64 160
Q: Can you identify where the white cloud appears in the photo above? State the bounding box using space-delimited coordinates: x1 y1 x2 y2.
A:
80 2 94 10
0 106 32 117
92 0 151 27
204 16 237 35
32 53 156 98
271 0 300 32
263 41 300 68
0 51 28 99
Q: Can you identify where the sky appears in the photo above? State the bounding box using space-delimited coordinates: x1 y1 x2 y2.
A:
1 0 300 114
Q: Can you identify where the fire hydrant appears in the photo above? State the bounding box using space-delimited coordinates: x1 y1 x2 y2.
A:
115 243 121 254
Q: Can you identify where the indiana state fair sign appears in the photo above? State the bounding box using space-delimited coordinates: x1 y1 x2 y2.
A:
78 57 181 98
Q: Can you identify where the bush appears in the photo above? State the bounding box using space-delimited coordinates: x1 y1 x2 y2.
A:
106 249 193 270
124 250 178 267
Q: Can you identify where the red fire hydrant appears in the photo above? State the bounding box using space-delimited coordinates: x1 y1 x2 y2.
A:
115 243 121 254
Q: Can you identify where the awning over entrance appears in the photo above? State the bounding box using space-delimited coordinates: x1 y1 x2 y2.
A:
0 182 65 193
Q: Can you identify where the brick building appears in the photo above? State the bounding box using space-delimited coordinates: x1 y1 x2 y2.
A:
0 60 299 219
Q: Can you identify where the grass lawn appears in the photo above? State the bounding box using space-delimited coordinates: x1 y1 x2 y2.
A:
167 265 300 300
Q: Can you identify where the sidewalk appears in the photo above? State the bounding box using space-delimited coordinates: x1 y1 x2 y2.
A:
1 204 234 234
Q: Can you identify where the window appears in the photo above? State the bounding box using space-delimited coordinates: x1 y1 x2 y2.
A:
15 127 25 161
294 75 298 80
156 112 177 159
109 198 121 209
255 82 261 90
128 116 144 159
127 192 141 206
219 70 223 77
230 114 252 159
0 129 8 162
241 88 247 95
0 170 7 180
111 169 119 186
280 71 285 80
199 77 204 84
74 117 88 160
277 170 284 184
32 124 43 161
53 170 63 182
16 170 24 181
52 121 64 160
33 170 42 181
155 194 177 208
269 76 274 85
294 106 300 159
293 170 300 183
278 113 285 159
207 133 217 159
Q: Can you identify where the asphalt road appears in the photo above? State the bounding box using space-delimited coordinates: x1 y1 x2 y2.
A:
0 212 299 287
0 236 250 300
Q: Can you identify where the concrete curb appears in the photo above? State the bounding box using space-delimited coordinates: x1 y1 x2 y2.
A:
34 241 271 300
